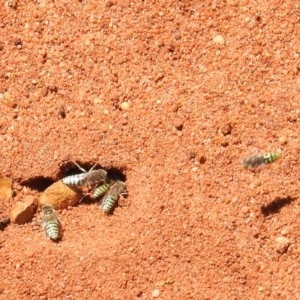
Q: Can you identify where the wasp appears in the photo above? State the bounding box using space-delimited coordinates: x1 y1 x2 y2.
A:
92 182 111 199
41 204 61 241
100 181 127 214
62 163 107 189
243 152 281 169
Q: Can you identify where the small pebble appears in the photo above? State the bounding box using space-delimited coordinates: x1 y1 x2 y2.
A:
278 136 287 145
213 34 225 45
3 91 11 100
120 102 130 111
240 205 250 214
280 227 290 236
173 119 184 130
58 105 66 119
152 289 161 298
252 227 260 238
10 201 35 224
231 196 239 203
23 195 36 206
275 236 290 254
93 97 102 105
6 0 18 9
39 181 83 209
220 123 232 136
0 175 12 198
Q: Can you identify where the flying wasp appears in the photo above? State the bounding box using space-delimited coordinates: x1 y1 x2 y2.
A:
41 204 61 241
243 152 281 169
100 181 127 214
62 162 107 189
92 182 111 199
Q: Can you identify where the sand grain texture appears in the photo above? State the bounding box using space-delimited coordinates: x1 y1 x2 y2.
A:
1 1 300 299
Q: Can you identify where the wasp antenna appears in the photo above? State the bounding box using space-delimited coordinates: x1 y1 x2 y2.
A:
88 163 98 172
74 162 87 173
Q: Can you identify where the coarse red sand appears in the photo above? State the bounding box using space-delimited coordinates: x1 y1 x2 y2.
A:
1 0 300 299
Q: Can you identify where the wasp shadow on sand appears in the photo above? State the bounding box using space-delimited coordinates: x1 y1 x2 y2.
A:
261 196 296 217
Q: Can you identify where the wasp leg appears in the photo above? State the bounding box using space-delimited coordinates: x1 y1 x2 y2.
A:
78 192 91 203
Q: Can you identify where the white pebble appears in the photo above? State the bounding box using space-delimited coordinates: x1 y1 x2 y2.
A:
120 102 130 111
275 236 290 254
280 227 289 236
213 34 225 45
278 136 287 145
152 289 161 298
93 97 102 105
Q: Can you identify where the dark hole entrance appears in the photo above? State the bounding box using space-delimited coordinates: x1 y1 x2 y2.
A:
107 167 126 182
21 177 55 192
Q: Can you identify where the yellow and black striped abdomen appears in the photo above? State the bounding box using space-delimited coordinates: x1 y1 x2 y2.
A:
92 182 111 199
41 204 61 241
262 152 281 164
43 220 61 240
99 181 127 214
101 195 118 214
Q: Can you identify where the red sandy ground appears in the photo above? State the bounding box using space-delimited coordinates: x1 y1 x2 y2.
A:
1 0 300 299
